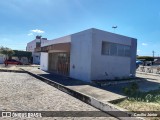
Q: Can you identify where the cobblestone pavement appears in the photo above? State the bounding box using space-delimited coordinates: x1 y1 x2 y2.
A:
0 64 21 71
0 72 117 120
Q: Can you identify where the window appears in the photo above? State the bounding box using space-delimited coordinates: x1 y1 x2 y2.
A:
117 44 125 56
102 42 110 55
124 46 131 57
110 43 117 56
102 41 131 57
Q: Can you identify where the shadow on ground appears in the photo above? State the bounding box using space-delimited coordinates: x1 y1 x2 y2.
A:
38 71 160 97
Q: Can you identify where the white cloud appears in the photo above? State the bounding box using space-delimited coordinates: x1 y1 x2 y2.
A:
142 43 148 46
27 33 33 36
31 29 45 33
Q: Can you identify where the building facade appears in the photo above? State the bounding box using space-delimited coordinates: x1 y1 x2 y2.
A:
26 36 47 64
38 28 137 82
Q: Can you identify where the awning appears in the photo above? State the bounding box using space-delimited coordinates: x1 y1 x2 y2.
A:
35 42 71 52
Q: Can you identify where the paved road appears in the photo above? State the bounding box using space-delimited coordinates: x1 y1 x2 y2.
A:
0 72 117 120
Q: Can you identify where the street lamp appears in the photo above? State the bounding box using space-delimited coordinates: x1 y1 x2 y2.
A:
112 26 118 32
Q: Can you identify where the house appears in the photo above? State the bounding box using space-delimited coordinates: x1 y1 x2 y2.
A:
36 28 137 82
26 36 47 64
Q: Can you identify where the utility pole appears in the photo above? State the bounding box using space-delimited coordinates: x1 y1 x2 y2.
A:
152 50 155 58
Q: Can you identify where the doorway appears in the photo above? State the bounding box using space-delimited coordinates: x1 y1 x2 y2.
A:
48 52 70 75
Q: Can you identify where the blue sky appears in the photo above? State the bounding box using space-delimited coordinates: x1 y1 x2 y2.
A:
0 0 160 56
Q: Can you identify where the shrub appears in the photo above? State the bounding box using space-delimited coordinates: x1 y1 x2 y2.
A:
123 82 139 96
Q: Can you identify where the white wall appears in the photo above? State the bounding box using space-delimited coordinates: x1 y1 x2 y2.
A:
70 28 137 82
70 29 92 82
26 39 41 64
90 28 136 80
40 52 48 71
0 54 5 64
32 52 40 64
26 39 40 52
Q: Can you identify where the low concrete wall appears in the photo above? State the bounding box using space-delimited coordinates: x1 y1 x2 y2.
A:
21 68 143 120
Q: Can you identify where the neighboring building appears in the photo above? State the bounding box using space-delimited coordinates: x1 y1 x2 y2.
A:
36 28 137 82
26 36 47 64
0 54 5 64
154 57 160 65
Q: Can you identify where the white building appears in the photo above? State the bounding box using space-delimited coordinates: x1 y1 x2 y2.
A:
38 28 137 82
0 54 5 64
26 36 47 64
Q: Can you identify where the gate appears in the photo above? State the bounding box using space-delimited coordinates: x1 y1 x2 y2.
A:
49 53 70 76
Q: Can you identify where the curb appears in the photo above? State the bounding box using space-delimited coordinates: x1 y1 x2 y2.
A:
0 69 26 73
21 68 144 120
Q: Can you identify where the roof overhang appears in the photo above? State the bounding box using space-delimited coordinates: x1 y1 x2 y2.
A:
35 42 71 52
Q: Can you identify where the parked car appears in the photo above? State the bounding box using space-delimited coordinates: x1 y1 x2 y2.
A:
136 60 143 65
4 59 22 65
136 60 143 69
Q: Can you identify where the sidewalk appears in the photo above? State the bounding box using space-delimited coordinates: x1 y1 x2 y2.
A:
20 67 126 102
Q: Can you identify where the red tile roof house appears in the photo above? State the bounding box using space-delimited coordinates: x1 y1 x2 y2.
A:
35 28 137 82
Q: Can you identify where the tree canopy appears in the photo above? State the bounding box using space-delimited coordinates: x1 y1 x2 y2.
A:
0 47 32 60
0 46 15 58
137 56 154 61
13 50 32 60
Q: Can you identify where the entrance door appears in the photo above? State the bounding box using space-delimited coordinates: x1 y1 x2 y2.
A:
49 52 70 75
49 53 58 72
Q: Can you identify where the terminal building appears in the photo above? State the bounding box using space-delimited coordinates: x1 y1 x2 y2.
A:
34 28 137 82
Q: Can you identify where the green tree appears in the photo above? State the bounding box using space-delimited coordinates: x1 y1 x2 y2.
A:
0 46 15 59
137 56 154 61
13 50 32 61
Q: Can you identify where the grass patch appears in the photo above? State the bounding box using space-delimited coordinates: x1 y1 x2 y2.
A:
116 99 160 111
113 83 160 120
122 82 160 103
115 100 160 120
